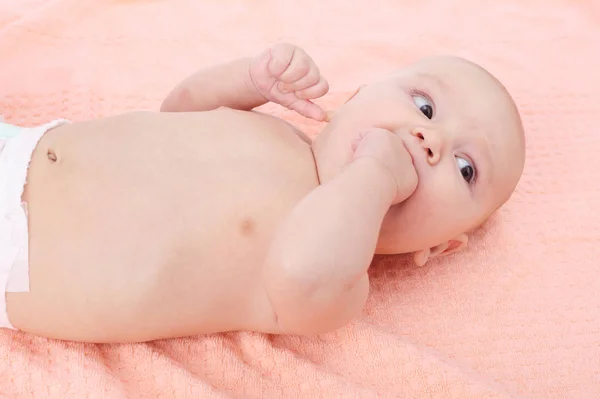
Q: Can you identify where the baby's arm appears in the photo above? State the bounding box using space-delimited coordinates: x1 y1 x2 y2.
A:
161 57 264 113
264 128 418 335
161 43 328 121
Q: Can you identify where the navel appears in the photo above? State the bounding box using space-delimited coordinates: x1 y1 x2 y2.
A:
47 149 57 163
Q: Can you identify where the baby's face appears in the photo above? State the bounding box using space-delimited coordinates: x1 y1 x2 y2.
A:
328 56 525 263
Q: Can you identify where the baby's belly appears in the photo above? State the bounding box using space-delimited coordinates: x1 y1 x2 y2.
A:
6 113 313 341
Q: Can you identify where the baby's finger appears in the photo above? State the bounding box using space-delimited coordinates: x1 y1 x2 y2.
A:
288 98 327 122
296 78 329 99
267 45 296 78
278 67 320 93
278 53 312 83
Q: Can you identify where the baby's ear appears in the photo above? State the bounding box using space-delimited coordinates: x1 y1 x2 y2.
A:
413 233 468 267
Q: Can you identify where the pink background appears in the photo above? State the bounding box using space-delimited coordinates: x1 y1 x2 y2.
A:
1 1 599 397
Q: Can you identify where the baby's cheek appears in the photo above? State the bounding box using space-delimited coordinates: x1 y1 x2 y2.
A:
413 176 460 214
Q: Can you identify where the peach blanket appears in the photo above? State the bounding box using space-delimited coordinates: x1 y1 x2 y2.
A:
1 0 599 397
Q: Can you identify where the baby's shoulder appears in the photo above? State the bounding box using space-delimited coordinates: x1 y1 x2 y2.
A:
243 109 312 145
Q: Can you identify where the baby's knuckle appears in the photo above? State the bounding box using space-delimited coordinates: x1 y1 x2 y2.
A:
307 67 320 79
275 42 296 52
272 45 295 61
294 48 308 58
295 62 310 75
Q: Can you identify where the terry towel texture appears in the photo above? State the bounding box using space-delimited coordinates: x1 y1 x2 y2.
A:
0 0 599 397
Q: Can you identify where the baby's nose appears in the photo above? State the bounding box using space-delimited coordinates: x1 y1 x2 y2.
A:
411 128 442 165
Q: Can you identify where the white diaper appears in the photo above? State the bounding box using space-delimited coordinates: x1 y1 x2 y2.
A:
0 119 69 329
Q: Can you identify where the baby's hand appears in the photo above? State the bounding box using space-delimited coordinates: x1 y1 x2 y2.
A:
250 43 329 121
352 128 418 204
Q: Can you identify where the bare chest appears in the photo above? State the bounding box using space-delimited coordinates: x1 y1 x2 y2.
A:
25 110 318 312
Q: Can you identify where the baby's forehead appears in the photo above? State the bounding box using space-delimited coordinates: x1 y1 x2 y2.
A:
398 57 499 91
403 55 487 75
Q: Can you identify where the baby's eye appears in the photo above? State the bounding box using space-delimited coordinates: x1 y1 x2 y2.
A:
412 94 434 119
456 157 475 184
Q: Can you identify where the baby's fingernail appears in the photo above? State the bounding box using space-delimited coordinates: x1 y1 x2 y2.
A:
325 111 334 122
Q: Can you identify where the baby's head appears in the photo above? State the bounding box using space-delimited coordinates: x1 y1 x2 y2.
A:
317 56 525 266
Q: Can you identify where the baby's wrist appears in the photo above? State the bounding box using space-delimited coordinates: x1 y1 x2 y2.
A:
351 156 397 204
245 57 268 101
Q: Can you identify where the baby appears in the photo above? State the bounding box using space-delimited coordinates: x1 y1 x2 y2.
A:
0 43 525 343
